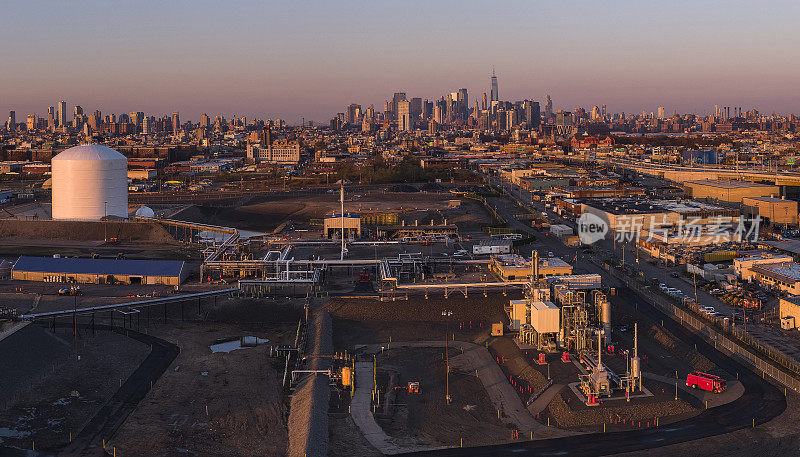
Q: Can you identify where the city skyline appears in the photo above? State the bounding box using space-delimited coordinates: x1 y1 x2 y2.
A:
2 1 800 122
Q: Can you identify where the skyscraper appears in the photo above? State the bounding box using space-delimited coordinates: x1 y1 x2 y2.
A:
6 111 15 130
172 111 180 133
523 100 540 129
457 89 468 119
47 106 55 129
57 101 67 128
410 98 422 121
657 106 665 119
490 69 498 102
545 95 553 119
392 92 406 118
397 100 411 131
345 104 361 124
27 114 36 131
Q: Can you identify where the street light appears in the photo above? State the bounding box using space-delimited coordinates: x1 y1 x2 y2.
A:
442 309 453 405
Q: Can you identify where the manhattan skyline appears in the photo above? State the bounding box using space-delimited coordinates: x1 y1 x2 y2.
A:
2 0 800 122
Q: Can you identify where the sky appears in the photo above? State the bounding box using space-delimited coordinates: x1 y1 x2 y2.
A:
2 0 799 123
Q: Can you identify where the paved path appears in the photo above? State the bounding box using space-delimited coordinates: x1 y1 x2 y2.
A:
526 383 564 415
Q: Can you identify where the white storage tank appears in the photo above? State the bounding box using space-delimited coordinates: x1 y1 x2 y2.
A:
51 144 128 220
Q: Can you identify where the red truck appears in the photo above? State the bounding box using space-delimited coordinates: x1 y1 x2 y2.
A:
686 371 727 393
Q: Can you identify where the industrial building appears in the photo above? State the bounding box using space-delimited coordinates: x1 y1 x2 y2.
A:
323 213 361 239
779 296 800 329
51 144 128 220
734 252 794 281
11 256 187 285
489 253 573 281
579 198 739 232
684 179 780 203
472 238 513 255
742 196 798 225
748 261 800 296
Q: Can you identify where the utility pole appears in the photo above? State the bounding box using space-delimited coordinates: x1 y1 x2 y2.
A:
340 184 345 261
442 310 453 404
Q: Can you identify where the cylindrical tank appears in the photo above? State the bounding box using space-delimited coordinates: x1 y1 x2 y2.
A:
601 299 612 341
630 356 641 383
51 144 128 220
341 366 352 387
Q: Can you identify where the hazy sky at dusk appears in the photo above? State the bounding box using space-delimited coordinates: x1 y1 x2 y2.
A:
2 0 799 123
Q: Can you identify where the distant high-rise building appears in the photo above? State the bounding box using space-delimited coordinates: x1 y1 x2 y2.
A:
422 100 433 120
591 105 601 121
48 106 55 129
129 111 143 131
74 105 83 119
26 114 36 131
200 113 210 130
657 106 665 119
457 89 468 119
6 111 15 130
397 100 411 131
482 92 488 111
345 104 361 124
545 95 553 119
392 92 407 118
410 98 422 120
490 68 498 102
523 100 540 129
172 111 180 133
57 101 67 128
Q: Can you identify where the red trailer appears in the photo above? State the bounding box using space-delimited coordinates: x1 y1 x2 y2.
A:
686 371 727 393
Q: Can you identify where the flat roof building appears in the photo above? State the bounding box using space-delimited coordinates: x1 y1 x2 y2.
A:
580 198 739 232
684 179 779 203
11 256 187 285
742 196 798 226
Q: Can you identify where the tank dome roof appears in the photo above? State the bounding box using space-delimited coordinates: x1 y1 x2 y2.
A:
52 144 126 161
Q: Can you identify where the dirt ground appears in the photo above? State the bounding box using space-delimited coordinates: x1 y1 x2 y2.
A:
327 292 516 348
173 190 491 235
0 325 148 451
110 298 304 457
110 320 295 457
374 347 513 448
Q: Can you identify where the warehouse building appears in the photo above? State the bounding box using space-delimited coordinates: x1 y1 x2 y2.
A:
579 198 739 232
684 179 779 203
742 196 798 225
11 256 187 285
